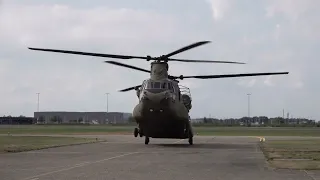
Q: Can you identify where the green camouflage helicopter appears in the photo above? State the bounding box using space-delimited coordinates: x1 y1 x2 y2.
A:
28 41 289 145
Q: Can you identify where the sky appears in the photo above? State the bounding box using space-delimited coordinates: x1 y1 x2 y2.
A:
0 0 319 120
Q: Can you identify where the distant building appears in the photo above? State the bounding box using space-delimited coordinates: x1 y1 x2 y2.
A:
34 111 132 124
0 116 35 125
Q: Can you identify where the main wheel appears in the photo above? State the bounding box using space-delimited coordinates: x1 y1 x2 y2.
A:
188 128 193 145
134 128 139 137
145 136 150 145
188 136 193 145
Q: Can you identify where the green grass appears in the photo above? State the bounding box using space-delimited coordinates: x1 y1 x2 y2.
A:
260 139 320 170
0 135 102 153
0 125 320 136
194 127 320 136
0 125 133 135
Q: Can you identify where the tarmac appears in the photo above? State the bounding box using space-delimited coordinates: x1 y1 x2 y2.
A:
1 135 320 180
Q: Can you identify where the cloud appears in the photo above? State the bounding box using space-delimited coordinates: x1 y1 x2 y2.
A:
206 0 231 21
0 3 179 47
265 0 319 21
0 0 319 120
0 2 183 116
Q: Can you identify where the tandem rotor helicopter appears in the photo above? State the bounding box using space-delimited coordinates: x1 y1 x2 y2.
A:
28 41 289 145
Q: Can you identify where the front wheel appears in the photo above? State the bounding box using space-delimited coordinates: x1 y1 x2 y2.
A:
134 128 139 137
145 136 150 145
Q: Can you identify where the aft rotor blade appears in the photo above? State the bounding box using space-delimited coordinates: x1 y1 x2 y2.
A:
28 47 148 60
163 41 211 58
104 61 151 73
176 72 289 80
119 85 141 92
167 58 245 64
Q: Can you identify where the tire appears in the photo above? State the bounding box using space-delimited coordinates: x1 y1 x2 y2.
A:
145 136 150 145
134 128 139 137
188 136 193 145
188 129 193 145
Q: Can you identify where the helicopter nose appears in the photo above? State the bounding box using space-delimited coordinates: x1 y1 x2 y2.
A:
140 89 169 103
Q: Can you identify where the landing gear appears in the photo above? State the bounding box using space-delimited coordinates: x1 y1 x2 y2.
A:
188 136 193 145
185 121 193 145
145 136 150 145
134 128 139 137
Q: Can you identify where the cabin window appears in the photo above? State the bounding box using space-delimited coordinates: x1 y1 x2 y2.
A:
145 81 174 91
162 83 167 89
168 82 174 92
153 82 161 89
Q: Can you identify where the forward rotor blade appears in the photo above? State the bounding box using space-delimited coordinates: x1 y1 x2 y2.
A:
28 47 148 60
176 72 289 79
163 41 211 58
119 85 141 92
104 61 151 73
167 58 246 64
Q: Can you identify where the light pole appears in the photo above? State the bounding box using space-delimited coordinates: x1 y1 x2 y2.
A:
36 93 40 112
105 93 109 124
247 93 251 117
105 93 109 113
36 92 40 124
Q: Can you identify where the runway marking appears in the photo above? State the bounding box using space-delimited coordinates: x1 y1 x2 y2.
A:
22 152 139 180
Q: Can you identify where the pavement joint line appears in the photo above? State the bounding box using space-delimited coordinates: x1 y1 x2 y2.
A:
21 151 140 180
303 170 316 180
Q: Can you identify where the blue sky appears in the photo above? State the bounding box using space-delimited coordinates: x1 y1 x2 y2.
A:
0 0 319 120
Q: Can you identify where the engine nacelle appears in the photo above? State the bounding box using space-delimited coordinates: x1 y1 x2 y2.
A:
181 94 192 111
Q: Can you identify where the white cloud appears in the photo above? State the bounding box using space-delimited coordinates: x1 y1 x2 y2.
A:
265 0 319 22
263 76 274 87
0 2 181 116
0 3 178 47
0 0 319 119
206 0 231 21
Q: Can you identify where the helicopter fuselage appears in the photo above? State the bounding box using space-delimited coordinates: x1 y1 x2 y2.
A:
132 77 193 139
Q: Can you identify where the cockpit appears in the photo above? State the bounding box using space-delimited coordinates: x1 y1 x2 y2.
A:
141 80 175 93
145 81 174 91
136 79 178 99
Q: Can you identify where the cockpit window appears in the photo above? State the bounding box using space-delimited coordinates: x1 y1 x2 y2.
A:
153 82 161 89
145 81 173 91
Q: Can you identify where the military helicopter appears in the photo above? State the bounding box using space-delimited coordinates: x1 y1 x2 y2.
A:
28 41 289 145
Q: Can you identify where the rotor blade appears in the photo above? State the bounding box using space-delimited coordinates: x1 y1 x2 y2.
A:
104 61 151 73
176 72 289 79
167 58 246 64
119 85 141 92
163 41 211 58
28 47 148 60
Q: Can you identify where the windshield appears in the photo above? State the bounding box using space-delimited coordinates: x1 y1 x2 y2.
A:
145 81 174 91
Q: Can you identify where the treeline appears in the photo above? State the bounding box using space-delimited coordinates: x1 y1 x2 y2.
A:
192 116 319 127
